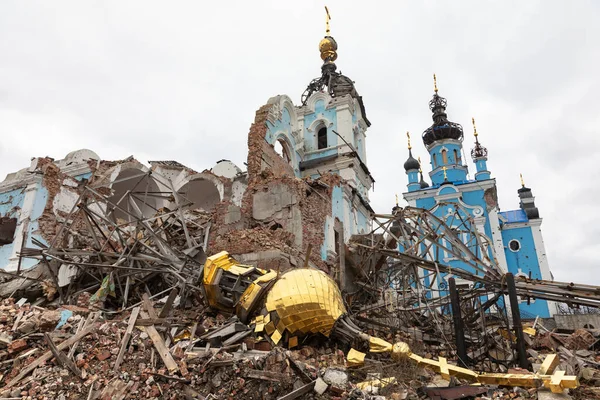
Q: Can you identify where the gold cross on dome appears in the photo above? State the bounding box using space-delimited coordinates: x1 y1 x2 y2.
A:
443 166 448 180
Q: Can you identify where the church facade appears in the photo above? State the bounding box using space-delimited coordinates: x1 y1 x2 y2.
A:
402 81 557 318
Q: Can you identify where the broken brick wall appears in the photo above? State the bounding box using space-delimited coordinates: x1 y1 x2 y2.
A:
208 101 343 273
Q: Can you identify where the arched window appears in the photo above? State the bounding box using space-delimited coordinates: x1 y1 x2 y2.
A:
433 154 438 167
453 149 461 165
441 149 448 164
274 139 292 165
318 127 328 149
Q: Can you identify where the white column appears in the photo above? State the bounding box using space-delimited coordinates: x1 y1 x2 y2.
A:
529 218 559 316
487 207 509 273
7 181 41 271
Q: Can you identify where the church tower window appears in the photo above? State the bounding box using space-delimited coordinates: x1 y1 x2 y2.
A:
509 239 521 252
433 153 438 168
441 149 448 164
453 149 461 165
318 127 328 149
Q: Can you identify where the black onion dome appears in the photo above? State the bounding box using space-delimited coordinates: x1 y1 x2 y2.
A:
419 172 430 188
404 149 420 171
422 92 463 147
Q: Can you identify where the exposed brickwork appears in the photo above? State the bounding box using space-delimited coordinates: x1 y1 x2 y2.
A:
246 104 295 184
206 102 346 272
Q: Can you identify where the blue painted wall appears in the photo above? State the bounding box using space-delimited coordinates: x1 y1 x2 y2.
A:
0 182 49 270
265 106 302 177
501 225 551 317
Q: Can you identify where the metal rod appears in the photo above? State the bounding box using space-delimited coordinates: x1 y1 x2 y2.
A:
448 278 468 368
505 273 529 370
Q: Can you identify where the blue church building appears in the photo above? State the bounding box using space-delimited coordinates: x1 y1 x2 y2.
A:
402 78 557 318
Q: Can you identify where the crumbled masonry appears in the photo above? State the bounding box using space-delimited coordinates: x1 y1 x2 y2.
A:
0 67 599 400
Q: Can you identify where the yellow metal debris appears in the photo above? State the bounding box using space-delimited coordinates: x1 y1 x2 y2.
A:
346 348 366 366
523 327 537 336
387 341 578 392
263 268 346 337
203 251 277 317
356 377 397 391
368 336 393 353
539 354 559 375
271 330 282 345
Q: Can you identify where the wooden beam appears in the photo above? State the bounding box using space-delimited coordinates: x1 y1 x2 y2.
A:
7 324 97 387
113 306 140 372
44 333 81 378
139 310 178 374
158 288 178 318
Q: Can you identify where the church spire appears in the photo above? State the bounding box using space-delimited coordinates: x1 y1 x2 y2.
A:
404 132 420 192
418 156 430 188
470 117 488 160
470 117 491 181
517 173 540 219
319 6 338 63
301 6 370 125
403 132 420 171
421 74 468 185
422 74 464 146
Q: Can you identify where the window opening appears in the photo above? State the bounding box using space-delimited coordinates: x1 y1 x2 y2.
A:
454 149 461 165
441 149 448 164
0 217 17 245
318 127 328 150
274 139 292 165
509 239 521 252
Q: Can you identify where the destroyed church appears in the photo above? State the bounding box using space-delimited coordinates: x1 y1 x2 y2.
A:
0 15 555 320
0 7 598 400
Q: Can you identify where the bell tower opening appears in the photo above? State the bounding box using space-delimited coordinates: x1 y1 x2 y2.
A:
318 127 328 149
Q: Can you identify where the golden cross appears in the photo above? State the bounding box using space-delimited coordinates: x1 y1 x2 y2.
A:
433 73 438 93
325 6 331 35
443 166 448 180
418 156 422 173
395 194 399 206
520 173 525 187
472 117 478 137
406 131 411 149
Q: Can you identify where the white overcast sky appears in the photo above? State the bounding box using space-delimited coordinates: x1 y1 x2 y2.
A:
1 1 599 284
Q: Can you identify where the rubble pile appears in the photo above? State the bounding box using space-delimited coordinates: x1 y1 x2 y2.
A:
0 286 597 400
0 140 596 398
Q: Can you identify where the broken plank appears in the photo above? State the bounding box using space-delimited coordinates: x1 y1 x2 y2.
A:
139 310 178 374
223 329 252 346
158 288 178 318
142 293 158 319
185 322 198 352
11 311 24 333
245 369 288 382
277 380 316 400
44 333 81 378
134 318 169 326
7 323 97 387
113 306 141 372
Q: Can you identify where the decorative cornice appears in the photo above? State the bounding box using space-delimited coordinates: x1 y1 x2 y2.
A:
403 178 497 202
426 138 462 152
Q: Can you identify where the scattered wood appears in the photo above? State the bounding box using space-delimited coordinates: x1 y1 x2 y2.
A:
142 293 159 319
158 288 178 318
113 306 141 372
7 323 97 388
276 380 316 400
139 309 179 374
149 371 191 383
244 369 288 382
44 333 82 378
